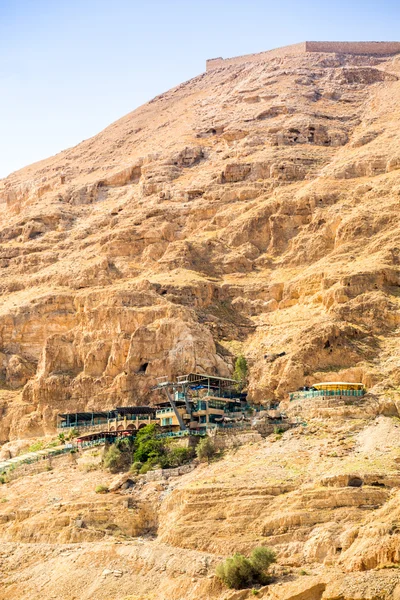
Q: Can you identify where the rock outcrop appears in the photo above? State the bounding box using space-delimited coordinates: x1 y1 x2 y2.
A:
1 50 400 438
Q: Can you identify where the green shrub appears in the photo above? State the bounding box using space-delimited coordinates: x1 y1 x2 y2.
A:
28 440 44 453
233 355 248 390
196 437 217 463
80 462 99 473
115 437 133 451
95 484 109 494
216 553 256 589
133 438 165 464
216 546 276 590
139 459 158 474
58 433 66 445
67 428 79 441
132 423 193 472
273 426 284 435
130 461 143 474
161 446 194 468
249 546 276 573
103 444 129 473
105 424 196 475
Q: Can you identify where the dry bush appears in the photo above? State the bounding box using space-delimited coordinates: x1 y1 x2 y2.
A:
79 462 100 472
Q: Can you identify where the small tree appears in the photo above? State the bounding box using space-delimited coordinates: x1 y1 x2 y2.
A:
103 444 128 473
196 436 216 464
161 446 194 468
216 554 256 589
131 423 168 471
216 546 276 590
249 546 276 574
233 355 248 390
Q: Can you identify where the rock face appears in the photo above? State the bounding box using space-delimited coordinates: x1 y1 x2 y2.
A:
3 409 400 599
2 49 400 438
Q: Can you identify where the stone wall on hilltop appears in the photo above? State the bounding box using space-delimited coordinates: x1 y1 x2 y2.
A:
206 41 400 70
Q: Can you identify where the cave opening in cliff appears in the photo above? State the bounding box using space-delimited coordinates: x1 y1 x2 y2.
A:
348 477 363 487
137 362 149 373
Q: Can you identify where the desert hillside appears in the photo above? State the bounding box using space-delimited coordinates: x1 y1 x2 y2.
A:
1 47 400 435
2 44 400 600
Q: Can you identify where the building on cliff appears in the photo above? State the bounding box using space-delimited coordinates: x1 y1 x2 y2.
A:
57 373 261 436
154 372 253 433
289 382 366 402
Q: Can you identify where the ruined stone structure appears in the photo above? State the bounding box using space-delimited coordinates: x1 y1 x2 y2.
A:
206 40 400 70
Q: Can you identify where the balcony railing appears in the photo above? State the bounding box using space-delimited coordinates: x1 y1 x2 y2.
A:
58 415 153 431
57 422 108 432
289 389 366 401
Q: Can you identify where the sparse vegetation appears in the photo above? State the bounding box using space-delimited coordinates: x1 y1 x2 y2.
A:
27 440 44 453
132 424 166 465
233 355 248 390
66 428 79 441
79 461 99 473
102 424 195 474
95 484 109 494
130 461 143 474
249 547 276 573
274 426 284 435
103 444 129 473
216 546 276 589
196 436 217 463
162 446 193 468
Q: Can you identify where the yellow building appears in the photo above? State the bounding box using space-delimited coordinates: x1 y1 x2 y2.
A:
156 403 191 431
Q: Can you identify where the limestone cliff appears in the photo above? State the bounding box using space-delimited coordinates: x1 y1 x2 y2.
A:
1 49 400 441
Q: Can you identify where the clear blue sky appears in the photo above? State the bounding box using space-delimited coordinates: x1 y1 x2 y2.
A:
0 0 399 178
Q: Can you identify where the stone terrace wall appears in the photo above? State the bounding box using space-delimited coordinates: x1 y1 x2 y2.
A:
306 41 400 55
206 41 400 71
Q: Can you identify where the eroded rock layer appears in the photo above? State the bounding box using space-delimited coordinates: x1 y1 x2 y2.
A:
1 50 400 438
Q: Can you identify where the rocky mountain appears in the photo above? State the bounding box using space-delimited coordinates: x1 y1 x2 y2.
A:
3 42 400 600
2 45 400 439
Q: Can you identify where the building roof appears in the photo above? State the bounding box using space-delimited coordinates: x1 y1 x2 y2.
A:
58 411 111 421
115 406 155 415
313 382 364 388
177 372 238 386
